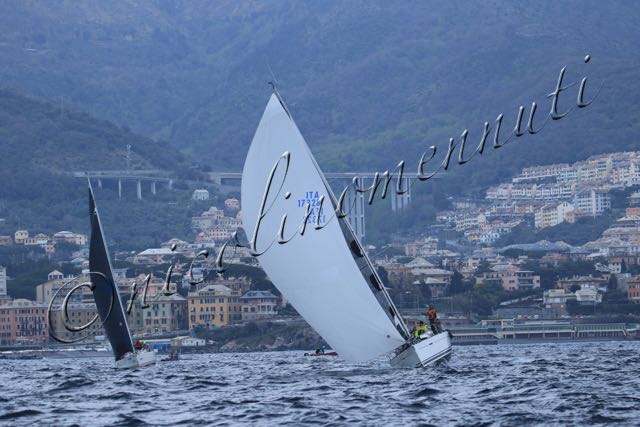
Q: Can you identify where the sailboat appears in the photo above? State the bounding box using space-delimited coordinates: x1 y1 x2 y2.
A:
241 91 452 368
88 183 156 369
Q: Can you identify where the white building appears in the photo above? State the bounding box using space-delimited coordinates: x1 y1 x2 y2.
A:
534 202 575 229
543 289 575 305
573 190 611 217
14 230 28 244
513 163 570 183
47 270 64 281
0 266 6 297
575 286 603 304
192 189 210 201
53 231 88 246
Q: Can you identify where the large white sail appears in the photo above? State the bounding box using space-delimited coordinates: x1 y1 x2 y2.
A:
241 93 408 362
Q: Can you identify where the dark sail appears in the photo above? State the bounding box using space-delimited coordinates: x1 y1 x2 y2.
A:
88 184 135 360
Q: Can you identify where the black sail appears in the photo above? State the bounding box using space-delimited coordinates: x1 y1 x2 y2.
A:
88 185 135 360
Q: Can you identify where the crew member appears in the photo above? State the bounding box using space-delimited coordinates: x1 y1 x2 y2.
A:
427 305 441 334
134 339 143 350
413 321 428 338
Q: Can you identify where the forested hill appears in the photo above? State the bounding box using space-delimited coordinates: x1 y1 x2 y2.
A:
0 1 638 187
0 89 188 176
0 90 202 249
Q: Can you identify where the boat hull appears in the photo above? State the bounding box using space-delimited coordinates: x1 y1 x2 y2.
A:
390 332 452 368
115 350 157 369
304 351 338 357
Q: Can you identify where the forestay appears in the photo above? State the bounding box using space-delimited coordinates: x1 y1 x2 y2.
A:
241 94 409 362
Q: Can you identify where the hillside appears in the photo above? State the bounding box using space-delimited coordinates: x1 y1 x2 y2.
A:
0 90 211 249
0 0 637 188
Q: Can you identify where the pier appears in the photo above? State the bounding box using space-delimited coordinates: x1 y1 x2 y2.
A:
448 322 635 345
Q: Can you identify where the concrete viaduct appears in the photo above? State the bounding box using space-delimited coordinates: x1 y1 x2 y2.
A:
72 170 173 200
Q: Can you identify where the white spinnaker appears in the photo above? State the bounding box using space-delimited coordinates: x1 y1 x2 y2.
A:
241 94 406 362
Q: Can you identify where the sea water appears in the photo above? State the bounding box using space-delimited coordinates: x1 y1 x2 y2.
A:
1 341 638 426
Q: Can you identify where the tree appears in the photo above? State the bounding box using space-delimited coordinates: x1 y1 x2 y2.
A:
448 270 473 295
475 260 493 274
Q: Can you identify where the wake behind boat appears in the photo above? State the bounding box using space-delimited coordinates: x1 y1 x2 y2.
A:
88 183 156 369
241 91 451 368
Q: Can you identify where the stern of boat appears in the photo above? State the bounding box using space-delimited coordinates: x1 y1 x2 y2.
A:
136 349 157 367
115 349 157 369
390 332 452 368
115 352 139 369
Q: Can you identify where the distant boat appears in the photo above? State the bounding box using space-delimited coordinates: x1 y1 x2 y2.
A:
304 351 338 357
241 91 451 368
88 183 156 369
161 350 180 362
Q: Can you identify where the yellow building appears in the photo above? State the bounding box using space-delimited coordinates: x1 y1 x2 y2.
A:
188 284 241 329
141 294 188 336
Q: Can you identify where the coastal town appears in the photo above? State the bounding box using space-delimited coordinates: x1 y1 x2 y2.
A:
2 151 640 352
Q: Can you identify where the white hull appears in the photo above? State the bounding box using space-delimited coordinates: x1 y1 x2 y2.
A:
115 350 157 369
390 332 452 368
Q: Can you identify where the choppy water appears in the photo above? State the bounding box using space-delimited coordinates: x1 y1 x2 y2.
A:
0 341 638 426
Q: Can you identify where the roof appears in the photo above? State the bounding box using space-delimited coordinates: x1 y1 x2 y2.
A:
193 284 233 294
148 294 187 302
240 290 278 300
406 257 434 267
413 268 453 276
137 248 175 256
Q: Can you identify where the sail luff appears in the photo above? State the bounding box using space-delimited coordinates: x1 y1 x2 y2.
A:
88 183 135 360
272 89 411 340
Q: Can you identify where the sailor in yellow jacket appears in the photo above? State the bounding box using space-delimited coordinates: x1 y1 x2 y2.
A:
413 320 428 338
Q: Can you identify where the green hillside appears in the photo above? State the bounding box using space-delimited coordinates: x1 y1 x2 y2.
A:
0 90 213 249
0 0 637 187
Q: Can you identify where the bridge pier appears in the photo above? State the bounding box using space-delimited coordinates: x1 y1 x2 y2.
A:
345 181 366 242
391 177 412 211
151 181 156 195
136 180 142 200
118 179 122 198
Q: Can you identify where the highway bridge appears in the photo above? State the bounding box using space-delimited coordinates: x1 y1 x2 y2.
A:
74 169 435 240
72 170 173 199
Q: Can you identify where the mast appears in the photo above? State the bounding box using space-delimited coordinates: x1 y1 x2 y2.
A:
88 181 135 360
272 88 411 340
